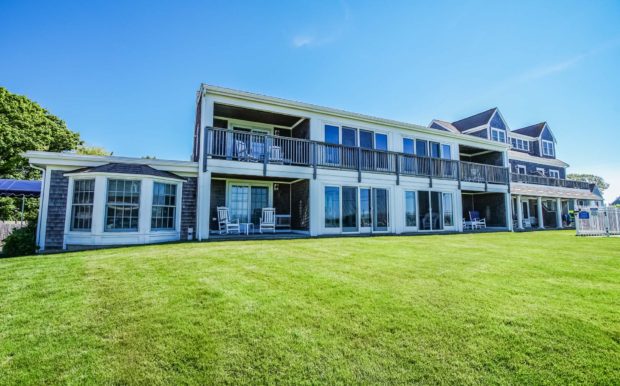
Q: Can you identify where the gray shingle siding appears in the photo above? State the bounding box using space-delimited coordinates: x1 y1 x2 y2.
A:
509 160 565 178
180 177 197 240
45 170 69 250
469 128 488 139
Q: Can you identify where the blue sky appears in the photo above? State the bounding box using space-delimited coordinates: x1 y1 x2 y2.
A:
1 1 619 201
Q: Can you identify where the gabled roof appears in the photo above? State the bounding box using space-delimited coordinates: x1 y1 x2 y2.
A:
429 119 459 133
67 163 185 180
512 122 546 138
451 108 497 131
612 196 620 206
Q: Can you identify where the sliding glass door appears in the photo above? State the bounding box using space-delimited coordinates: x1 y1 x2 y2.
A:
342 186 358 232
324 186 389 233
360 188 372 232
373 188 389 231
418 191 443 231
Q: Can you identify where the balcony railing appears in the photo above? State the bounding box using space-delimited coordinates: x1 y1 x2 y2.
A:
511 173 591 190
205 127 509 185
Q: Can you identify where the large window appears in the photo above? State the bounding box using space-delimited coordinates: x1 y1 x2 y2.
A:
491 128 506 143
542 140 555 156
151 182 177 230
549 169 560 179
405 191 417 227
70 179 95 231
418 191 453 231
325 186 340 228
105 179 141 232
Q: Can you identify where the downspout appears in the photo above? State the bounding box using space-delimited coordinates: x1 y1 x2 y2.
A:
30 164 46 250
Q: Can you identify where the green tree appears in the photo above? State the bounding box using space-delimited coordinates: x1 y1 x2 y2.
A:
77 144 112 156
0 87 82 221
567 173 610 193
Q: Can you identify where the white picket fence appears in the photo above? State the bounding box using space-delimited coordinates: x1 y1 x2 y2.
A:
575 207 620 236
0 221 28 247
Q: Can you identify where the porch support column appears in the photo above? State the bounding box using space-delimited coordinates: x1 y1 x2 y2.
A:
556 197 563 228
505 193 513 231
537 196 544 229
516 195 524 230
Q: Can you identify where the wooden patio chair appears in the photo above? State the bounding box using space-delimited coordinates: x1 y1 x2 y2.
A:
259 208 276 233
217 207 240 235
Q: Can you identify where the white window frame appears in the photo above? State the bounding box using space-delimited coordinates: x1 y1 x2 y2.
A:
536 167 546 176
151 181 178 231
548 169 560 179
69 178 96 232
542 140 555 156
404 190 418 230
516 165 526 174
491 128 506 143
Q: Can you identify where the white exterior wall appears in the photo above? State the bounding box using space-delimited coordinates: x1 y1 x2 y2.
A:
198 88 512 237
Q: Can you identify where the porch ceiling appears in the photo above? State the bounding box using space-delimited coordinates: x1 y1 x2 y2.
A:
511 183 600 200
214 103 302 127
459 144 499 156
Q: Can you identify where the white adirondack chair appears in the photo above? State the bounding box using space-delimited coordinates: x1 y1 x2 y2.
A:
259 208 276 233
217 207 240 235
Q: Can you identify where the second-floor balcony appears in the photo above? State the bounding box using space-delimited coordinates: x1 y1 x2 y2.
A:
510 173 591 190
205 127 510 186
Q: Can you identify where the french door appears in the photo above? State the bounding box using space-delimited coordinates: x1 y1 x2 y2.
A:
373 188 389 231
229 184 270 225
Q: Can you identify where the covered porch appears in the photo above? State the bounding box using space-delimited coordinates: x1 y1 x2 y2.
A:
461 191 510 230
209 173 310 237
511 183 601 230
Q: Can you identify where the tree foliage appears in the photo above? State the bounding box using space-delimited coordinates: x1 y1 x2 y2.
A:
567 173 610 193
0 87 82 180
0 87 83 221
77 144 112 156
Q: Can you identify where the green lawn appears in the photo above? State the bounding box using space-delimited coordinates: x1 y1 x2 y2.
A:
1 231 619 384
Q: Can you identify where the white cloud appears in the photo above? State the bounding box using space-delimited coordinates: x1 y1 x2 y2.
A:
292 35 315 48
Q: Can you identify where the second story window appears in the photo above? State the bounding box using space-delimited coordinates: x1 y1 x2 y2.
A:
491 128 506 143
549 170 560 179
542 140 555 156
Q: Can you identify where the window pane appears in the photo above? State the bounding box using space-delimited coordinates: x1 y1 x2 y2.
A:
405 191 416 227
403 138 414 154
359 130 373 149
342 127 357 147
250 186 269 225
342 187 358 231
441 144 451 160
229 185 250 223
325 186 340 228
373 188 388 231
325 125 339 144
105 179 141 232
71 179 95 231
442 193 453 227
375 133 388 151
431 191 442 230
416 140 428 157
151 182 177 230
360 188 371 227
430 142 441 158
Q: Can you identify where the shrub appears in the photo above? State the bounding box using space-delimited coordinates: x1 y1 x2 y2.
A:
2 224 37 257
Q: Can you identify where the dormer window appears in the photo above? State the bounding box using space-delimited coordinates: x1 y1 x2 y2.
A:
491 128 505 143
510 138 530 151
542 140 555 156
